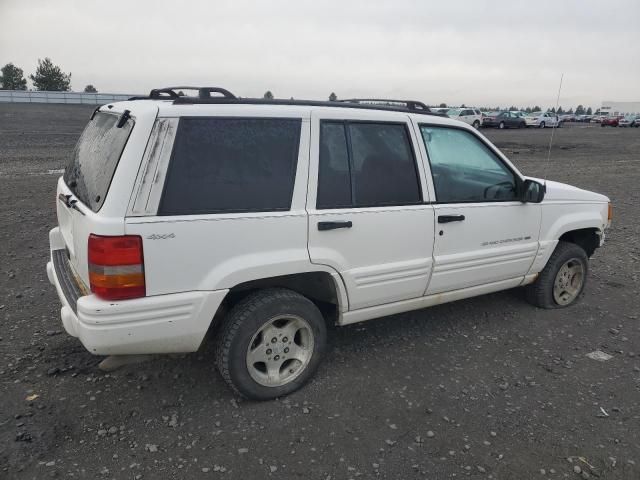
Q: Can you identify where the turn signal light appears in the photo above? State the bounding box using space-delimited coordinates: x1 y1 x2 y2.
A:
88 234 145 300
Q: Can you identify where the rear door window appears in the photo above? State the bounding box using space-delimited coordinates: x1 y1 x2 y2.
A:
317 121 422 208
159 117 301 215
64 112 134 212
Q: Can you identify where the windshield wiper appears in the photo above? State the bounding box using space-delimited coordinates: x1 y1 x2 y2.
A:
57 193 85 216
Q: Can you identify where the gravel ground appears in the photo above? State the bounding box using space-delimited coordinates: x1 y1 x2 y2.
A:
1 104 639 479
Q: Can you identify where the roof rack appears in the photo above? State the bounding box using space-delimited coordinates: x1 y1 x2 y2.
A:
128 86 442 116
128 86 236 101
172 96 441 116
339 98 432 112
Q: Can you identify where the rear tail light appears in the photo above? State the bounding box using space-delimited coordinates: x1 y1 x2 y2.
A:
607 203 613 226
88 234 145 300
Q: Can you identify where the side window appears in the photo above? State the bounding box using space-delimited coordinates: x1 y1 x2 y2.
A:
317 121 421 208
159 117 301 215
317 122 351 209
419 126 518 203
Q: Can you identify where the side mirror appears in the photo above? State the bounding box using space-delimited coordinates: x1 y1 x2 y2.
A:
521 179 545 203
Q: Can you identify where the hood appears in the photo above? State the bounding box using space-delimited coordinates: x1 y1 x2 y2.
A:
529 178 609 203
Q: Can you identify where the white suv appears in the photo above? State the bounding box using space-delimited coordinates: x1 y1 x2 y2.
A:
47 87 612 400
446 108 483 128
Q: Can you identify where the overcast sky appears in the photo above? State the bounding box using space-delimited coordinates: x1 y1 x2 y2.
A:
1 0 638 109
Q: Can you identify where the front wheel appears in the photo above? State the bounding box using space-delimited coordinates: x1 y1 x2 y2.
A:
473 120 480 129
498 121 505 129
525 242 588 309
216 288 327 400
539 121 545 128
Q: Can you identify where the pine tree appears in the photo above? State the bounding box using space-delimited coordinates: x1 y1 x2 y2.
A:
29 58 71 91
0 63 27 90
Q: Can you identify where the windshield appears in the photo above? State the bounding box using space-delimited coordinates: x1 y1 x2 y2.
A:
447 108 462 116
63 112 134 212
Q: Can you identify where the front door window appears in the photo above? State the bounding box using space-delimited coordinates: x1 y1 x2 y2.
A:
419 126 518 203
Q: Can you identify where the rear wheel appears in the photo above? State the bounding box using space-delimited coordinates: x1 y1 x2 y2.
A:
216 288 327 400
525 242 588 309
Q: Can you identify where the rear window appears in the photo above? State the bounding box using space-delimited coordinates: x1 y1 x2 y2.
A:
64 112 134 212
158 117 301 215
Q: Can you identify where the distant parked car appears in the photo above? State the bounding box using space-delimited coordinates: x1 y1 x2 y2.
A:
618 114 639 127
525 111 561 128
482 111 526 129
433 107 451 115
591 113 611 123
447 108 483 128
561 114 576 122
601 116 623 127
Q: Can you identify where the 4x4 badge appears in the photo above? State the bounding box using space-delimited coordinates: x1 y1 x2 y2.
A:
146 233 175 240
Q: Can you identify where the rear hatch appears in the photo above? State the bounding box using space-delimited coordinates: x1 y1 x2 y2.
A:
56 102 158 288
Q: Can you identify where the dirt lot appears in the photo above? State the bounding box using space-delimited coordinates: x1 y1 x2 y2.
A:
1 104 639 479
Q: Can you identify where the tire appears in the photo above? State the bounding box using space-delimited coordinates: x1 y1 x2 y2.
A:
524 241 589 309
216 288 327 400
472 120 480 129
498 121 505 129
539 121 545 128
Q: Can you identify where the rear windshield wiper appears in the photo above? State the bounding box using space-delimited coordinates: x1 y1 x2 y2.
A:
58 193 86 216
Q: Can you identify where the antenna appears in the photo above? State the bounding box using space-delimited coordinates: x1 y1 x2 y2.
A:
543 73 564 179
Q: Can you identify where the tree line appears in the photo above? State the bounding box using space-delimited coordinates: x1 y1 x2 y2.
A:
0 63 596 115
0 58 96 93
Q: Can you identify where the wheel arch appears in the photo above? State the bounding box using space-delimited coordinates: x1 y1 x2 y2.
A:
218 270 348 325
558 227 601 257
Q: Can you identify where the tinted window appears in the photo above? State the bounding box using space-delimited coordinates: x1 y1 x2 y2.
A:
317 123 351 209
159 117 301 215
420 126 517 203
317 121 421 208
64 112 133 212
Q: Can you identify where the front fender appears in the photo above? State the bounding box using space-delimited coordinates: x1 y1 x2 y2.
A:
527 202 607 274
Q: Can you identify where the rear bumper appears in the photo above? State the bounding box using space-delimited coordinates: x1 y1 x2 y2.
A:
47 227 228 355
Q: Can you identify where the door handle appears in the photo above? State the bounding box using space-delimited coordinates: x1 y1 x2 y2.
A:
318 221 353 231
438 214 465 223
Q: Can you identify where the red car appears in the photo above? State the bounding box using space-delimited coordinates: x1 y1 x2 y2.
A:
601 116 623 127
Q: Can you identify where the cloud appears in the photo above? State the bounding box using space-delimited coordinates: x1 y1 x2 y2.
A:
1 0 638 108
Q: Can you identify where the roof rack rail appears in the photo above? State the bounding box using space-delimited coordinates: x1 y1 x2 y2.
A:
128 86 236 101
339 98 431 112
171 96 442 117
